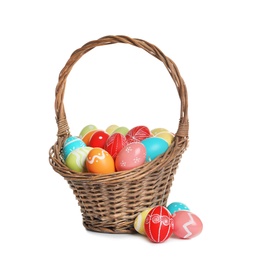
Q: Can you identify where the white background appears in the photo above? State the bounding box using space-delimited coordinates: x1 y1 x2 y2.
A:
1 0 253 259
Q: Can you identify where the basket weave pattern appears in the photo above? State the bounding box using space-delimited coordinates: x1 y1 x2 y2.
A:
49 35 189 234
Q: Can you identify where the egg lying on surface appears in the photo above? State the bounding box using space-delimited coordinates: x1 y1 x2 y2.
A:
144 206 174 243
167 202 190 215
86 148 115 174
63 136 86 161
134 208 152 235
141 137 169 162
65 146 92 172
172 211 203 239
115 142 146 171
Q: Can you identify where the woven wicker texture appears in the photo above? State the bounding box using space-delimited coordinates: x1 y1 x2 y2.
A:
49 35 189 234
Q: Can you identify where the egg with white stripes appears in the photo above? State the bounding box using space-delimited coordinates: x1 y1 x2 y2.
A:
134 208 152 235
172 211 203 239
65 146 92 172
144 206 174 243
86 148 115 174
63 136 86 161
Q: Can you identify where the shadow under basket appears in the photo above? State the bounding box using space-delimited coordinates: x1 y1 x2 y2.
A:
49 35 189 234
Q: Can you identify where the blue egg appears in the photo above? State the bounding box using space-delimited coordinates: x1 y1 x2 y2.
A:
167 202 190 214
63 136 86 161
141 137 169 162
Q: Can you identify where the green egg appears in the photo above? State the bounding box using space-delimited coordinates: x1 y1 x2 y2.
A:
112 126 129 136
79 124 97 138
65 146 92 172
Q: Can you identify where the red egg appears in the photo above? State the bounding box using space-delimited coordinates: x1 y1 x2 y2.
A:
125 125 151 144
144 206 174 243
172 211 203 239
89 130 109 148
104 133 127 159
115 142 146 171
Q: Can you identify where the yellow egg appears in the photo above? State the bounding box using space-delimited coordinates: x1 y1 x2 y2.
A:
134 208 152 235
151 127 169 135
106 124 119 135
155 131 175 145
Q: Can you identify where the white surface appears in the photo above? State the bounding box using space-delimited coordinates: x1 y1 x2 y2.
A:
1 0 252 259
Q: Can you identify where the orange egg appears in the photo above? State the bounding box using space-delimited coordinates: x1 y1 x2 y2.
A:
82 129 98 145
86 148 115 174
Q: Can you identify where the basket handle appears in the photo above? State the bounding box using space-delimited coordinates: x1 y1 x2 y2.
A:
54 35 189 142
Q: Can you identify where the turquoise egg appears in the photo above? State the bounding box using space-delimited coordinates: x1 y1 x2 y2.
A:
167 202 190 214
141 137 169 162
63 136 86 161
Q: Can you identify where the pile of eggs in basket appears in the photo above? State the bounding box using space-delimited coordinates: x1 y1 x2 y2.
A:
62 124 175 173
134 202 203 243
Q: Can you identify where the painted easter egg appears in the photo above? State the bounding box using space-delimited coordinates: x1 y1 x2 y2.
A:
82 129 99 145
155 131 175 145
86 148 115 174
112 126 129 136
79 124 97 138
141 137 169 162
89 130 109 148
167 202 190 215
151 127 169 135
144 206 174 243
63 136 86 161
65 146 92 172
125 125 151 144
106 124 119 134
173 211 203 239
115 142 146 171
104 133 127 159
134 208 152 235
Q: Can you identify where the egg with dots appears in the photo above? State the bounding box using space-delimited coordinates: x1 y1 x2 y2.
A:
141 137 169 162
172 211 203 239
167 202 190 214
134 208 152 235
62 136 86 161
65 146 92 172
89 130 109 148
125 125 152 144
144 206 174 243
115 142 146 171
104 133 127 159
86 148 115 174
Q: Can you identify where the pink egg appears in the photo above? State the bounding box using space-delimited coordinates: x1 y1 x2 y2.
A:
115 142 146 171
172 211 203 239
104 133 127 159
144 206 174 243
89 130 109 148
125 125 151 144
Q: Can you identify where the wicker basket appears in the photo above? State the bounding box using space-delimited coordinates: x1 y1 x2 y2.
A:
49 35 189 234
